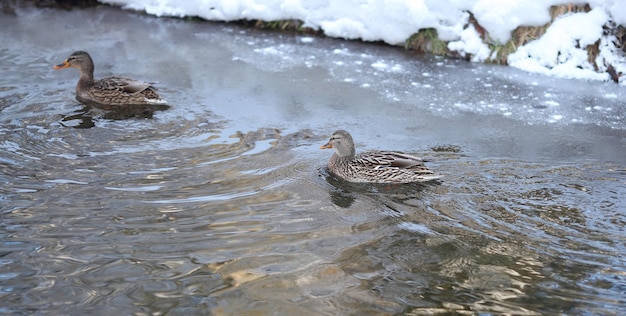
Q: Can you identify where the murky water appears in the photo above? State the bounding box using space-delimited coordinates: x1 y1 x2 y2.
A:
1 4 625 315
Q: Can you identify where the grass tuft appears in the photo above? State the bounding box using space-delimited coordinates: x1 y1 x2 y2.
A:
248 19 321 35
405 28 449 55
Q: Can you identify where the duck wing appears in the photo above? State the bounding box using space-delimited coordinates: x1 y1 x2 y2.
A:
356 151 426 169
95 76 153 94
346 150 439 183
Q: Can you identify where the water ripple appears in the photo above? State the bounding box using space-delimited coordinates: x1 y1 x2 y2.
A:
1 6 625 315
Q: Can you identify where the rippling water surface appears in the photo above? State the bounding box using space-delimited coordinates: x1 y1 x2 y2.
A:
1 5 625 315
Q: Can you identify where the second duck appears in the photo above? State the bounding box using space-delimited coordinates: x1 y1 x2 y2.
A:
320 130 441 183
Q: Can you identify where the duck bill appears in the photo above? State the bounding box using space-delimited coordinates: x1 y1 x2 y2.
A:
53 60 70 70
320 142 333 150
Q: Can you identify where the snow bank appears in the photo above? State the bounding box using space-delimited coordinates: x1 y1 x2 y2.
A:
100 0 626 83
508 8 611 80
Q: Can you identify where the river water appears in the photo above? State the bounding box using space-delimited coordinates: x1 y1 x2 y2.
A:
1 4 625 315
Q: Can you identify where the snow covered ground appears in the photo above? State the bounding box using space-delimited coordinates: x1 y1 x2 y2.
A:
100 0 626 83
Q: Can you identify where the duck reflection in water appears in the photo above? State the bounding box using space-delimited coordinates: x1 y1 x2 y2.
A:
60 103 170 128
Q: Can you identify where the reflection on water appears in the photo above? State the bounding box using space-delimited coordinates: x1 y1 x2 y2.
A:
60 103 171 128
1 4 626 316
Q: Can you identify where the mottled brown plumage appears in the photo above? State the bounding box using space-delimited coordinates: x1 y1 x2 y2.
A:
54 51 167 106
320 130 441 183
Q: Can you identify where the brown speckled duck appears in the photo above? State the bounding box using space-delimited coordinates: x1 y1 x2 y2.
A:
320 130 441 183
54 51 167 106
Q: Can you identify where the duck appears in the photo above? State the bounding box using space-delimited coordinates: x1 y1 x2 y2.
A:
320 130 441 183
53 51 167 107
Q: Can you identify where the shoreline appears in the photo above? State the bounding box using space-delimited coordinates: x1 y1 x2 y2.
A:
7 0 625 84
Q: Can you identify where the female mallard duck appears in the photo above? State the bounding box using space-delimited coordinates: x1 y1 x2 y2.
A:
320 130 441 183
53 51 167 107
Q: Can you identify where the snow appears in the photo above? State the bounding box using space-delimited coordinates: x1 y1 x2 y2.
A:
447 23 491 62
508 8 612 80
100 0 626 83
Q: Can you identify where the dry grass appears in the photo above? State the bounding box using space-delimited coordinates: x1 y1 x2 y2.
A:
478 4 593 64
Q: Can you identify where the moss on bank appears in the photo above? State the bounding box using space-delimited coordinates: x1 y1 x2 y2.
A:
405 28 447 55
241 19 322 36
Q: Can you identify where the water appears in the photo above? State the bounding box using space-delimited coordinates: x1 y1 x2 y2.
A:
1 4 625 315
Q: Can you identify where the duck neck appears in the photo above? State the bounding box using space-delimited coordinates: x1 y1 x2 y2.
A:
331 152 353 165
337 147 355 160
76 63 95 89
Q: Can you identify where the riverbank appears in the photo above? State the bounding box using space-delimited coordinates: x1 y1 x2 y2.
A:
7 0 626 84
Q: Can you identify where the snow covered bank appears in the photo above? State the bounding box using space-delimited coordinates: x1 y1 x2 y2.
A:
100 0 626 83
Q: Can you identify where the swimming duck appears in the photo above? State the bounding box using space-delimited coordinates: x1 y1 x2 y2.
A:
320 130 441 183
54 51 167 107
